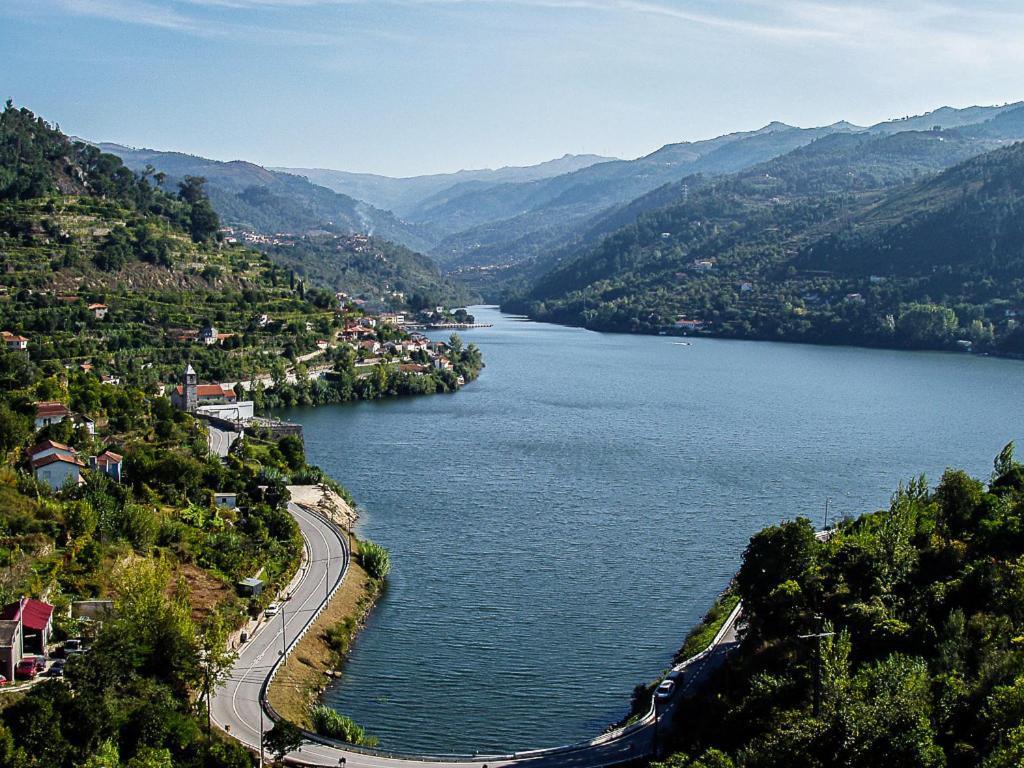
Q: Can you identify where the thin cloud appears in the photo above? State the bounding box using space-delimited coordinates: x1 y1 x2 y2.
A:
15 0 1024 60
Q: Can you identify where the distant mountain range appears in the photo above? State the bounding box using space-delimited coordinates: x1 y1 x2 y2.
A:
275 154 617 216
94 101 1024 330
94 142 437 252
502 104 1024 356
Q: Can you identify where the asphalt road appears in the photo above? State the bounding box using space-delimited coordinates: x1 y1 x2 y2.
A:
210 502 349 761
212 500 742 768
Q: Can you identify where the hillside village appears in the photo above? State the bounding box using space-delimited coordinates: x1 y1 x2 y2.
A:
0 102 488 767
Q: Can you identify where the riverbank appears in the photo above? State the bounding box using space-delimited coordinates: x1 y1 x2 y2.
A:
502 304 1024 362
288 483 359 530
267 540 383 728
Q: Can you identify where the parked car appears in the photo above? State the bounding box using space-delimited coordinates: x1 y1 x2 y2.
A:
263 603 280 618
655 679 676 699
14 659 37 680
48 659 66 677
63 639 84 655
0 674 7 686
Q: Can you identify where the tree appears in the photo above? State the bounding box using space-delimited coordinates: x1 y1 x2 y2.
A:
263 720 303 763
198 612 238 741
78 740 120 767
0 402 31 453
934 468 984 538
736 518 817 626
895 303 958 347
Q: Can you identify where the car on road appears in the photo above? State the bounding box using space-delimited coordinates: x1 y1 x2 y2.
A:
263 603 280 618
14 659 37 680
48 659 66 677
655 679 676 699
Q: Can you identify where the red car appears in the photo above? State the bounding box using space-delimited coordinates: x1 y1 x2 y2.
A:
14 659 37 680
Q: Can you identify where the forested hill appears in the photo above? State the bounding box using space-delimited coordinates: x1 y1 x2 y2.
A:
97 142 435 252
0 101 348 382
91 141 472 304
797 141 1024 277
654 446 1024 768
506 122 1024 356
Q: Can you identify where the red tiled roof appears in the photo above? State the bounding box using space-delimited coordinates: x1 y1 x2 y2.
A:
32 453 85 470
35 401 71 418
96 451 123 464
87 303 107 310
174 384 236 398
2 332 29 343
28 440 73 457
0 598 54 631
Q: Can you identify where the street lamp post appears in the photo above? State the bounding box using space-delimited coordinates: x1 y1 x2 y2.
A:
281 600 287 662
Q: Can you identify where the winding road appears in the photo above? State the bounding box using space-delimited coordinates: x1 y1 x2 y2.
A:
212 501 743 767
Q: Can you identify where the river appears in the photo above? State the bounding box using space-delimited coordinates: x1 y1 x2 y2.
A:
281 305 1024 754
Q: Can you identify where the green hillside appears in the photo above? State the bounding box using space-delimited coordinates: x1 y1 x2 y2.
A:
95 142 475 304
655 448 1024 768
507 126 1024 356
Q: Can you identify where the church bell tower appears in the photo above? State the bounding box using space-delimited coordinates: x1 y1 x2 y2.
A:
183 363 198 412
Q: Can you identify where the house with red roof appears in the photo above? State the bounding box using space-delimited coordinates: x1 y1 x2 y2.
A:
32 452 85 491
170 383 237 410
87 303 108 319
28 440 75 464
1 331 28 352
34 401 72 430
1 598 54 656
91 450 124 483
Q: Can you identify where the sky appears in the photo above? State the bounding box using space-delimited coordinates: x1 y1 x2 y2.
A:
3 1 1024 176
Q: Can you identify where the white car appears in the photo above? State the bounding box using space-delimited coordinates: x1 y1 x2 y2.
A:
264 603 280 618
655 679 675 699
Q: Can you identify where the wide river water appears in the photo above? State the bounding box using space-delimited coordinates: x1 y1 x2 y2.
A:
282 305 1024 755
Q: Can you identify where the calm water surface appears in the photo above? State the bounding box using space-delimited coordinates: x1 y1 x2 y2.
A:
282 306 1024 754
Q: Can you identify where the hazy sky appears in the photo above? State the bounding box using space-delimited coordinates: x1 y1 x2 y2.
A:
3 0 1024 176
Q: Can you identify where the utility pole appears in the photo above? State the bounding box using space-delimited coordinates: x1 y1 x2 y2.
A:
798 615 835 717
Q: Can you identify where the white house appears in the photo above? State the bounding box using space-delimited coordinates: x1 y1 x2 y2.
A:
200 325 219 345
28 440 76 464
34 401 72 430
88 303 108 319
214 492 238 509
1 332 28 352
32 453 85 491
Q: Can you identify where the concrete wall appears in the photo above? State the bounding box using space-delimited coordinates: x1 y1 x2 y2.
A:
197 401 254 422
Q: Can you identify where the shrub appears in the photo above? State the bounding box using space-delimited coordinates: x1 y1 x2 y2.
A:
357 540 390 580
308 705 377 746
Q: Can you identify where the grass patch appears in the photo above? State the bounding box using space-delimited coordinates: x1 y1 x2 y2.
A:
266 547 383 728
674 589 740 663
